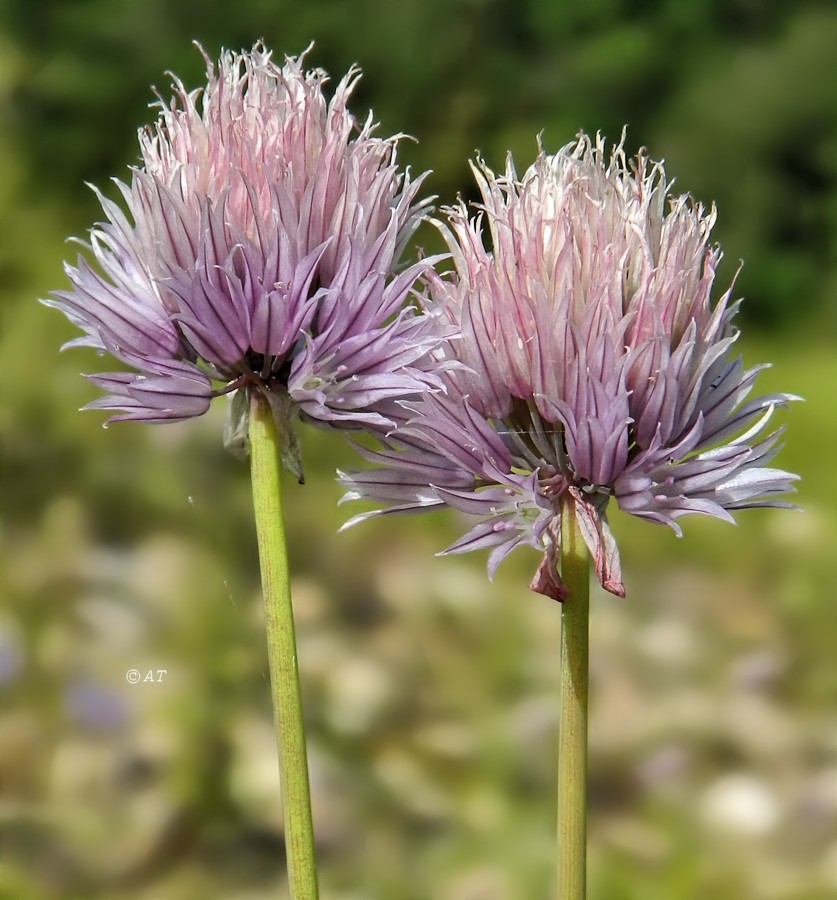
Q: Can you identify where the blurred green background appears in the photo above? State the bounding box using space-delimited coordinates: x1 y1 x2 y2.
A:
1 2 835 898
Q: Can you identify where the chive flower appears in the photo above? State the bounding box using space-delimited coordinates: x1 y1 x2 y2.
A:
340 134 799 598
46 44 444 477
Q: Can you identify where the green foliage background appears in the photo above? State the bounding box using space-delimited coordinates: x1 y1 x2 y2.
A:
0 2 835 898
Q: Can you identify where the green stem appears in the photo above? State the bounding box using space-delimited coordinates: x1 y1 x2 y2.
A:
249 391 319 900
557 496 590 900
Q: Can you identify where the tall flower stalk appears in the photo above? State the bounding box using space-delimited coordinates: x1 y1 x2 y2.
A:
557 496 589 900
45 43 447 898
249 391 317 899
340 134 800 897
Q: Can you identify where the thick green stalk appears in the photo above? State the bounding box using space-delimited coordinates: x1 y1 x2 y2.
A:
557 497 590 900
249 391 319 900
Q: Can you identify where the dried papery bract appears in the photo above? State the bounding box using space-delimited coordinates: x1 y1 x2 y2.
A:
340 133 800 599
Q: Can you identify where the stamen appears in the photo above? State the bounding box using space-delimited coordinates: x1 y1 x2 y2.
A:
210 374 250 398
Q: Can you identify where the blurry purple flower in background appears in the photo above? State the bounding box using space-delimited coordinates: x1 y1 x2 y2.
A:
45 44 446 478
340 134 799 599
64 676 131 732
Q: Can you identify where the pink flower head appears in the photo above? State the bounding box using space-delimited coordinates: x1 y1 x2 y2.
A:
340 134 799 598
46 44 446 475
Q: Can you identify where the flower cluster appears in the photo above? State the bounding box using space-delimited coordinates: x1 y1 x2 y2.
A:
45 41 798 595
46 43 446 475
340 135 799 598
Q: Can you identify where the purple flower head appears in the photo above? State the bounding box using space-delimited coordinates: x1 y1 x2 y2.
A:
45 43 447 479
340 134 799 599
